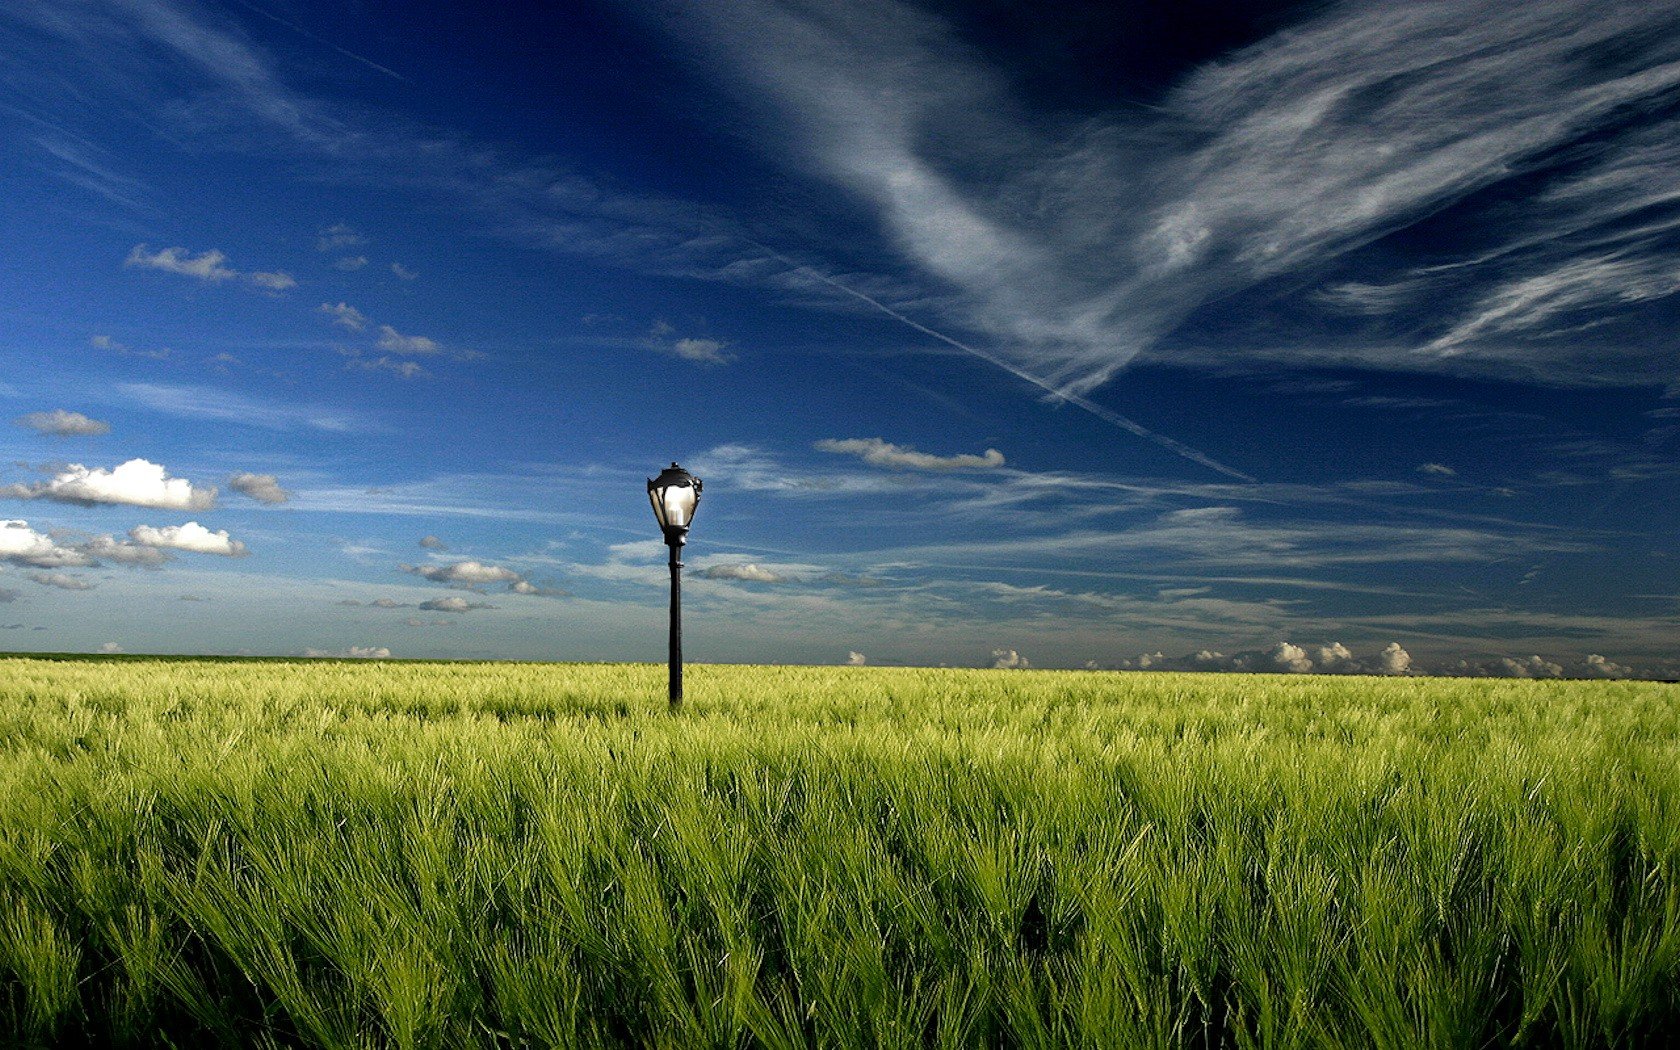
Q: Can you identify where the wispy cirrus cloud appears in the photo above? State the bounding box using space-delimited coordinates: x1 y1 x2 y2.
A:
116 382 364 432
645 0 1680 391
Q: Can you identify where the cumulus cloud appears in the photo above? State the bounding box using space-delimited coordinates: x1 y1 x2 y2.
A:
125 244 294 291
644 321 735 365
125 244 235 281
400 560 526 590
418 535 446 550
1315 642 1357 672
99 642 123 654
1266 642 1316 674
815 437 1005 471
1474 655 1566 678
1119 641 1414 675
2 459 215 510
27 571 93 591
376 325 443 356
510 580 567 597
1375 643 1413 676
0 520 94 568
847 651 867 665
228 472 290 504
991 648 1029 669
697 562 783 583
1582 654 1633 678
130 522 249 557
16 409 110 436
319 302 367 330
418 596 494 612
84 535 171 566
304 646 391 658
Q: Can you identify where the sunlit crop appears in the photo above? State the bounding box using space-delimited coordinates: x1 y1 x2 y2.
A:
1 656 1676 1046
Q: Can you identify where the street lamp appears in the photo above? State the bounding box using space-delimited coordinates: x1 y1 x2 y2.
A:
648 462 702 710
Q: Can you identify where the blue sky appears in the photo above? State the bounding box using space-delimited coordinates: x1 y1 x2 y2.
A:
1 0 1676 677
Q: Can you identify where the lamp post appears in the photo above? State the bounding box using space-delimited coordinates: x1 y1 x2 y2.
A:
647 462 701 710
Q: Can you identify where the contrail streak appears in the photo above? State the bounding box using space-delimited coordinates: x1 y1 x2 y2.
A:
226 0 410 82
747 241 1255 482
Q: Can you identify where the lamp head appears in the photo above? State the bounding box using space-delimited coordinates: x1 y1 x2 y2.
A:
648 462 702 542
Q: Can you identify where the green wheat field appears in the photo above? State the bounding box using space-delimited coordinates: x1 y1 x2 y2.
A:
1 656 1676 1048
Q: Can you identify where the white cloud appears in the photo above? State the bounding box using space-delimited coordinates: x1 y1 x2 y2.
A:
119 382 363 432
84 535 172 566
125 244 294 291
344 354 428 379
228 472 290 504
334 256 368 271
1583 653 1633 678
317 224 365 251
418 596 494 612
991 648 1029 669
510 580 567 597
130 522 249 557
1375 642 1412 675
815 437 1005 471
90 334 169 360
1266 642 1315 674
3 459 215 510
847 650 867 665
1315 642 1356 672
1120 641 1414 675
247 270 297 291
303 646 391 658
697 562 783 583
646 0 1680 394
673 337 731 364
376 325 443 356
418 535 446 549
319 302 368 330
0 521 93 568
16 409 110 436
99 642 123 654
125 244 235 281
400 560 526 590
1492 655 1565 678
644 323 735 365
27 571 93 591
391 262 417 280
1417 463 1457 477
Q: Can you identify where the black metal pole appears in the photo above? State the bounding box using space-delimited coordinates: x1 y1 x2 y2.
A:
667 533 683 710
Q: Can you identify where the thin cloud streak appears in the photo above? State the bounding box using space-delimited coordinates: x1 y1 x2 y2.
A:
747 240 1255 481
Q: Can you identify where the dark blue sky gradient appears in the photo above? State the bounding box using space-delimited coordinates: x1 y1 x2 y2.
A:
0 0 1675 676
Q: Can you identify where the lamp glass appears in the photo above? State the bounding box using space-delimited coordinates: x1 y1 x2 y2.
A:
651 484 698 530
648 464 701 532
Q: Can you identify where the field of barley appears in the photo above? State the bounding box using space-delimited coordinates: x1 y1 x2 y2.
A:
0 656 1676 1048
